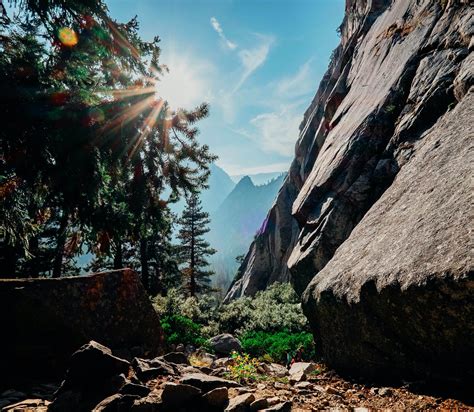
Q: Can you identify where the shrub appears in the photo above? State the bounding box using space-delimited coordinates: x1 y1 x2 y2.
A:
217 283 309 335
160 314 207 347
240 330 315 363
227 351 261 383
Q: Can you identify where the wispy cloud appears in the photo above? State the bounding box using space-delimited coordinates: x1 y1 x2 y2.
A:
275 58 315 98
210 17 237 50
232 35 273 94
250 102 304 157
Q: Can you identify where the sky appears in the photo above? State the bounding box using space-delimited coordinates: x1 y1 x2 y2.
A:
106 0 345 175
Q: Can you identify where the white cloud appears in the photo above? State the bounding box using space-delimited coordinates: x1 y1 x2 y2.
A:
250 102 303 156
232 35 273 94
276 59 315 98
157 50 215 110
210 17 237 50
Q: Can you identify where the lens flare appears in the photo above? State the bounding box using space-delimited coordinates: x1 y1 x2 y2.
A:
58 27 79 47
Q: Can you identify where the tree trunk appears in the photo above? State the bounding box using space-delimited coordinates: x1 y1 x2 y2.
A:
113 238 123 269
52 210 68 278
189 222 196 297
27 236 40 278
140 238 149 291
0 239 19 278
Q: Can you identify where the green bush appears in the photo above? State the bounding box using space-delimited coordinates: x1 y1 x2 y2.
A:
240 330 315 363
160 314 207 347
217 283 309 335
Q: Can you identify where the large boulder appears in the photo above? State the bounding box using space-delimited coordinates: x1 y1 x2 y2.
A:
208 334 242 356
302 90 474 383
0 269 163 383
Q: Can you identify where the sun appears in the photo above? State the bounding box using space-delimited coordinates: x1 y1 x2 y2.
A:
156 52 212 110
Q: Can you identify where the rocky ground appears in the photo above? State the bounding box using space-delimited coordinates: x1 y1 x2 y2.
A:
1 340 473 411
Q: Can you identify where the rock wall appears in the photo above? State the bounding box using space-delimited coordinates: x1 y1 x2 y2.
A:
225 0 473 382
0 269 163 383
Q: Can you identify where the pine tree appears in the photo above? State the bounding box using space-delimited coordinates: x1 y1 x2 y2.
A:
177 194 216 298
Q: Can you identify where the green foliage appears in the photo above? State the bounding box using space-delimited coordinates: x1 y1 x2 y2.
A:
226 351 261 383
177 194 216 297
240 330 315 363
153 288 220 331
154 283 314 363
218 282 309 335
160 314 207 347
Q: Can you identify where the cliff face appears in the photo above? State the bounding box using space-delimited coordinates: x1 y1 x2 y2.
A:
224 0 473 381
225 0 473 297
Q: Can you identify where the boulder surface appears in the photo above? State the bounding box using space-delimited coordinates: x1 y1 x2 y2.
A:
0 269 163 383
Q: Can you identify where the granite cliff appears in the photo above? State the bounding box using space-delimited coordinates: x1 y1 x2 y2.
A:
225 0 473 382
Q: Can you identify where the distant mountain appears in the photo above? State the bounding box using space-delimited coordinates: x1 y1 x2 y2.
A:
231 171 286 186
202 164 236 213
207 173 286 293
169 163 235 216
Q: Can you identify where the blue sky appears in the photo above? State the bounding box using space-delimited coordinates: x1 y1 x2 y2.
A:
106 0 345 175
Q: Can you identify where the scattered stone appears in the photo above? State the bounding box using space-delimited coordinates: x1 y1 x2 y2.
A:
369 387 379 396
261 363 288 378
213 357 234 368
325 386 341 396
208 334 242 356
274 382 286 389
261 401 292 411
178 365 202 374
50 341 132 411
92 393 138 411
132 357 175 380
199 366 214 375
202 387 229 409
210 367 229 377
176 344 185 352
353 408 370 412
235 387 255 394
266 397 280 406
256 383 266 390
180 373 240 392
294 381 313 390
130 390 163 410
378 387 393 397
250 397 268 410
225 393 255 412
120 382 151 397
288 362 317 383
63 341 130 387
160 352 189 365
2 399 50 412
161 382 202 407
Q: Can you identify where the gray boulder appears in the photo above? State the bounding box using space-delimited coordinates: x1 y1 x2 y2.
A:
208 334 242 355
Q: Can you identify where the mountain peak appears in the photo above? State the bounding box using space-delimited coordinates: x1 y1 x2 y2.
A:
236 175 254 188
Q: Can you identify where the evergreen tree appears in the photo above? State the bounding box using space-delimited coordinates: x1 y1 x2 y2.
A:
177 194 216 297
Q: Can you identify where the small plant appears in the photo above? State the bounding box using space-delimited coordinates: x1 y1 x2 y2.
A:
227 351 261 383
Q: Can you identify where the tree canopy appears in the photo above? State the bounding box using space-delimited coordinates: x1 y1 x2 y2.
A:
0 0 216 289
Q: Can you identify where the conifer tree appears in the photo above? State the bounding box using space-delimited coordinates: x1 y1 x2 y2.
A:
177 194 216 297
